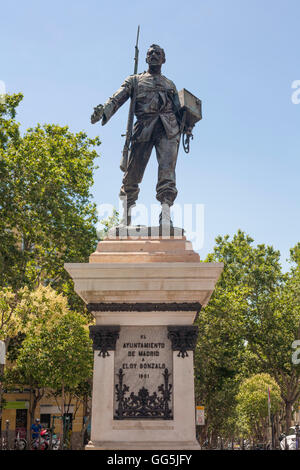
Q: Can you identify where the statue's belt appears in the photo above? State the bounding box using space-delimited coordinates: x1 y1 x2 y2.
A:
136 111 175 120
137 87 174 94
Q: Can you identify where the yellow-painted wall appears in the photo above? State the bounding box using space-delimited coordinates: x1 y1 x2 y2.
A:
2 390 85 436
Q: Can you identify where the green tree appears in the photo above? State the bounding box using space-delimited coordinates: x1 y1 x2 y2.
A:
195 230 283 443
97 208 120 240
0 93 22 150
244 244 300 431
0 94 100 310
2 285 81 436
4 364 46 445
0 287 21 345
10 308 93 443
236 373 282 442
0 287 20 431
194 284 249 444
49 379 92 448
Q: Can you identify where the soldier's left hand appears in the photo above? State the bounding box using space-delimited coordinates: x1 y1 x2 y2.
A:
185 125 194 136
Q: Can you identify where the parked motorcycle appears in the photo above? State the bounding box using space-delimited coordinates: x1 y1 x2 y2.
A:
49 431 61 450
31 429 61 450
279 425 300 450
14 433 27 450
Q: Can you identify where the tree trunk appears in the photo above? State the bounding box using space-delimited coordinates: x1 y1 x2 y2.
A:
79 393 90 449
28 389 41 449
0 363 4 450
210 429 218 449
61 382 65 445
274 413 280 449
29 394 39 428
285 401 293 433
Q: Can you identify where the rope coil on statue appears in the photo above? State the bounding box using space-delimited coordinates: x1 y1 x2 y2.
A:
180 109 193 154
182 130 193 154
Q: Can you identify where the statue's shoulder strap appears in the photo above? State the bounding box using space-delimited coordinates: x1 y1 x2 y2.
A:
130 73 142 99
161 74 176 90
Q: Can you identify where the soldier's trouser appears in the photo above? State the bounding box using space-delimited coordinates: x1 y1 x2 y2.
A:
120 131 180 210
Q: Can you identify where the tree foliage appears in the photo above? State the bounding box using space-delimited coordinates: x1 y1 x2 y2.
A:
15 311 93 392
5 286 93 430
0 94 99 442
243 245 300 431
195 230 286 440
0 287 20 345
0 94 100 310
97 208 120 240
236 373 282 440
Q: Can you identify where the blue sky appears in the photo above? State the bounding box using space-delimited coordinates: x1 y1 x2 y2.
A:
1 0 299 269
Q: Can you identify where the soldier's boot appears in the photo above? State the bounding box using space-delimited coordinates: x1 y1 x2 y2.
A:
159 203 173 227
120 201 135 226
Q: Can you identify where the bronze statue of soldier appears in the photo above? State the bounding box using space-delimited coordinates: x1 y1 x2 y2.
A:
91 44 194 226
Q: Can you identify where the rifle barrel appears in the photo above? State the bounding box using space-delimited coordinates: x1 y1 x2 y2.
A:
120 25 140 172
134 25 140 74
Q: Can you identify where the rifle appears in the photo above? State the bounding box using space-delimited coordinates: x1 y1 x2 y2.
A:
120 25 140 172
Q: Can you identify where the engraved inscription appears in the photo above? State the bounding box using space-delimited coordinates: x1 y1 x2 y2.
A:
114 326 173 419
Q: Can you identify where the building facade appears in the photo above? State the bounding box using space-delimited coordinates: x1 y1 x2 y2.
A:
1 388 90 449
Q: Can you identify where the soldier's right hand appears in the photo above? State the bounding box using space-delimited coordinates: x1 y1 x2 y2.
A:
91 104 104 124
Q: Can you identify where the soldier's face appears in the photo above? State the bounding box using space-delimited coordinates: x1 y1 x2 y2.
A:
146 47 165 66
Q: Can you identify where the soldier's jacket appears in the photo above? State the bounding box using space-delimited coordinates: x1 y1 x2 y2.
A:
102 72 182 142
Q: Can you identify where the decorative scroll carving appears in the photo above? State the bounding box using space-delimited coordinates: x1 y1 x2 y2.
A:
167 326 199 358
87 302 202 313
114 368 173 420
89 325 120 358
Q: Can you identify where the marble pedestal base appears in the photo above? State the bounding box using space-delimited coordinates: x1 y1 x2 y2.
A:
85 441 200 450
65 232 223 451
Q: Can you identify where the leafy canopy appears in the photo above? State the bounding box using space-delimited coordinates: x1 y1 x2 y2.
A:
0 94 100 309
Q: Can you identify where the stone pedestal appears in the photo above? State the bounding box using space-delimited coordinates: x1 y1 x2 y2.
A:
65 231 223 450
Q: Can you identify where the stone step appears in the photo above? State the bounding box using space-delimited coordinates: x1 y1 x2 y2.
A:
90 232 200 263
95 239 192 253
89 251 200 263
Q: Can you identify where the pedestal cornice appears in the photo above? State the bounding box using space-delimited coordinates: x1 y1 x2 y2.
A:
64 261 223 307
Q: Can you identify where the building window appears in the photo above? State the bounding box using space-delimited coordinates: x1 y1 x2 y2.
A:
15 409 27 439
40 414 51 429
